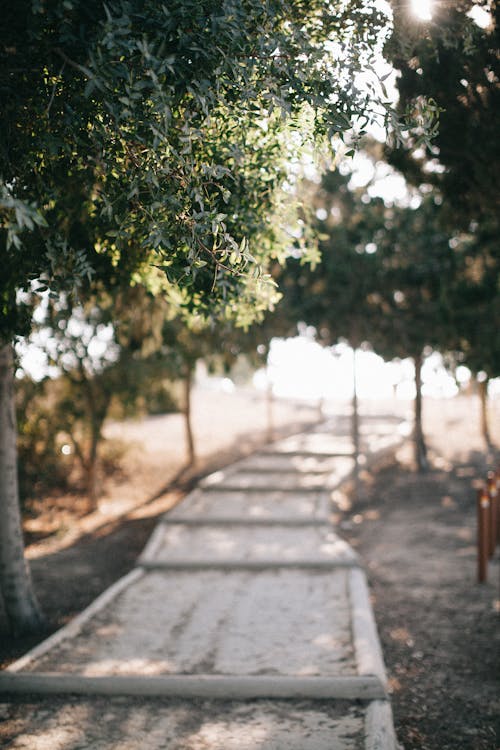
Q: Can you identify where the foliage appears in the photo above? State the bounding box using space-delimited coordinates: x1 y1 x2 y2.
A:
0 0 437 340
447 224 500 380
387 1 500 383
280 169 386 349
24 287 173 503
387 0 500 227
281 165 460 469
15 376 73 503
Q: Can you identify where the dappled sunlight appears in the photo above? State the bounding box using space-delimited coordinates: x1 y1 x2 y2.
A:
3 700 366 749
19 569 356 679
330 490 352 512
180 705 364 750
389 627 415 647
152 525 356 564
455 527 473 542
440 495 457 509
82 658 174 677
170 489 328 522
8 725 83 750
187 720 272 749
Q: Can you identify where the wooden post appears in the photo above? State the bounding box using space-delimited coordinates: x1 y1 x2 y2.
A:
487 471 498 557
477 487 490 583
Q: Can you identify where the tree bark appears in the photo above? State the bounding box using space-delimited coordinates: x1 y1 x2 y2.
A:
477 376 492 450
84 457 99 512
414 353 429 472
184 364 196 465
0 342 45 635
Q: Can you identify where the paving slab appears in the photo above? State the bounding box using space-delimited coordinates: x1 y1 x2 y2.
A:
14 569 355 678
0 697 374 750
141 524 358 567
201 464 354 491
261 433 354 455
167 488 330 522
232 453 355 473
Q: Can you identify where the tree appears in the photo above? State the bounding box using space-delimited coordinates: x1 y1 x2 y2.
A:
387 0 500 228
282 169 457 471
387 0 500 447
280 169 386 478
33 286 173 508
368 196 457 470
447 226 500 449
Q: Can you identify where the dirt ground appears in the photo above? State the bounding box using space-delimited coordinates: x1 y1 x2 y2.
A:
1 389 499 749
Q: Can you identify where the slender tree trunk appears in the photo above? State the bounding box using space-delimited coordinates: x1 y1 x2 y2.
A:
0 342 45 635
414 354 429 472
352 348 360 495
85 452 99 512
184 364 196 465
83 381 104 511
477 377 492 450
266 373 275 443
317 397 324 422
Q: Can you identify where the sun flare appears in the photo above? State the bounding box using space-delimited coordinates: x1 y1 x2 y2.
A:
411 0 433 21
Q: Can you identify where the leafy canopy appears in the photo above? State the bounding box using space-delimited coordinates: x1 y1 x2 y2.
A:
1 0 434 340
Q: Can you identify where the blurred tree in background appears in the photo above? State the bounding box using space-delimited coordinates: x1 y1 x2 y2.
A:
387 0 500 443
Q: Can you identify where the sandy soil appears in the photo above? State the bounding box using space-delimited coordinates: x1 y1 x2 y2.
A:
1 388 499 749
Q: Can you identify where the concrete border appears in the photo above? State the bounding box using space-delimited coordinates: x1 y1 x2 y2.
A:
160 517 330 527
139 521 167 560
5 568 144 674
261 450 355 458
364 700 398 750
138 558 360 571
349 568 387 684
228 465 351 475
200 484 337 493
0 673 386 700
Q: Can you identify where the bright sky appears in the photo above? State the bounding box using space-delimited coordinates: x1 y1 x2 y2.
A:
411 0 433 21
253 336 467 401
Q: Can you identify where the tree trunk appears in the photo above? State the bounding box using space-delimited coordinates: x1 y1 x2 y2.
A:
85 456 99 512
184 364 196 465
82 380 105 512
477 377 492 450
317 397 324 421
0 342 45 635
352 348 360 495
266 374 275 443
414 354 429 472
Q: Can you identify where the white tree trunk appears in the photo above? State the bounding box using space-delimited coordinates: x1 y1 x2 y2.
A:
478 377 492 450
266 374 275 443
0 342 45 634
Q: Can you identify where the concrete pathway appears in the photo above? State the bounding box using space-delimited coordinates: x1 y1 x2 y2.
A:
1 418 403 749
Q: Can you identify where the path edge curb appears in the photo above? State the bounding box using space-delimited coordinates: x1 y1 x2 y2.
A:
349 567 388 684
365 700 398 750
0 673 386 700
